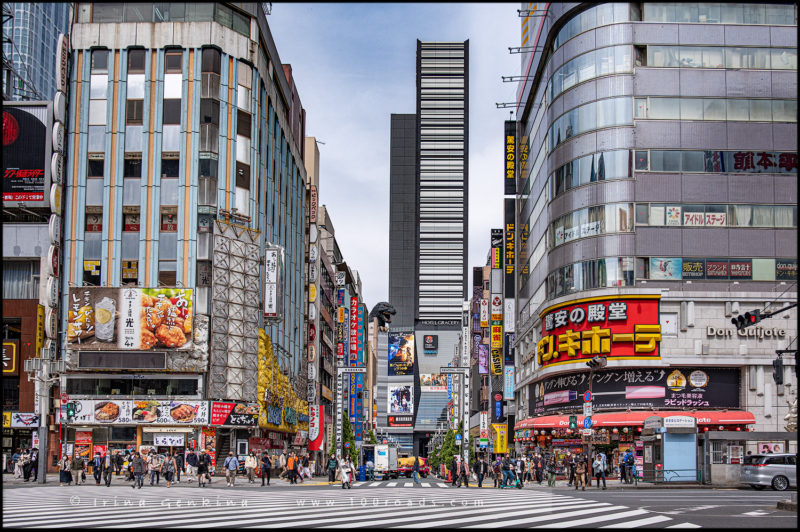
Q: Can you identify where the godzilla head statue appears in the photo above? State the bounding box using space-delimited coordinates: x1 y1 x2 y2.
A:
368 302 397 328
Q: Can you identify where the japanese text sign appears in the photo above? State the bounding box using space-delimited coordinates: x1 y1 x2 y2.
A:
209 402 259 426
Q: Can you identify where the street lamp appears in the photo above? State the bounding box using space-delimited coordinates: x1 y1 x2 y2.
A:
23 357 66 484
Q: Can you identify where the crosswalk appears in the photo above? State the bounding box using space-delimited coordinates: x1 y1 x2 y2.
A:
350 480 451 488
3 485 702 528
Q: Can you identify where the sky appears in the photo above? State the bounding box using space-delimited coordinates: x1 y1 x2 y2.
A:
268 3 522 311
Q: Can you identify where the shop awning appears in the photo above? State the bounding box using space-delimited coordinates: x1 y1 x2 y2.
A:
514 410 755 430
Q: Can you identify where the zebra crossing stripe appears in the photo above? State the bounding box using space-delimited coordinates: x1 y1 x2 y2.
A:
443 502 614 530
421 483 430 487
535 508 651 528
385 481 398 487
665 523 703 529
599 515 673 528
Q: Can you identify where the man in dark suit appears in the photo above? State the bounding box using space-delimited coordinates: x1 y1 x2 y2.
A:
472 456 488 488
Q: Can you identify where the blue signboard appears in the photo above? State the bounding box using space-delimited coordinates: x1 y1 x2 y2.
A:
583 416 592 429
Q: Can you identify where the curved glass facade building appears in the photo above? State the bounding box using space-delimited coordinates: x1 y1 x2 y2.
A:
511 3 797 456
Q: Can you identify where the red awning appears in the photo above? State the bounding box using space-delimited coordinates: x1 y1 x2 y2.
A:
514 410 755 430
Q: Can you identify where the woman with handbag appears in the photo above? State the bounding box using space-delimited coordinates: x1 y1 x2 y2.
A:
58 455 72 486
163 452 177 488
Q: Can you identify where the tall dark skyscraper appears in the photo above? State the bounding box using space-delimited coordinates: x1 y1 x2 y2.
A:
389 40 469 325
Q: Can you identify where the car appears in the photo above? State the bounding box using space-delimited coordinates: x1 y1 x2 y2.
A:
740 453 796 491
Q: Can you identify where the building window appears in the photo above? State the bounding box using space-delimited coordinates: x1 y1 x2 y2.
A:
2 261 40 299
91 49 109 72
123 157 142 178
126 99 144 125
83 260 101 286
165 49 182 73
87 157 105 178
127 49 145 74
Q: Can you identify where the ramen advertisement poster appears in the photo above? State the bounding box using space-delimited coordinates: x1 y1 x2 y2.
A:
63 399 209 425
67 287 193 351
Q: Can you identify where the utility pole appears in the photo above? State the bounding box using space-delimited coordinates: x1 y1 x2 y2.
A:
24 357 65 484
584 356 607 462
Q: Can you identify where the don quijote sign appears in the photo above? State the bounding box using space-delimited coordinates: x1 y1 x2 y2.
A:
706 326 786 340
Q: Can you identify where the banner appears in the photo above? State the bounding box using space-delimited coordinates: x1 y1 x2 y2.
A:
504 198 515 297
492 423 508 454
9 412 39 428
504 120 516 195
388 385 413 414
388 330 415 376
67 287 193 350
530 367 740 416
64 399 209 425
478 344 489 374
420 373 448 392
504 367 515 400
350 297 358 364
538 295 661 368
308 405 324 451
2 104 49 205
479 299 489 328
480 411 489 445
209 402 259 426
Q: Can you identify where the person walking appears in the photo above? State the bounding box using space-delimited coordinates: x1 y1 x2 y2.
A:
20 449 32 482
459 458 470 488
500 455 513 489
339 456 353 489
546 456 557 487
223 452 239 487
92 452 104 485
473 456 487 488
411 456 422 486
366 458 375 481
327 454 338 483
593 451 607 489
197 449 211 487
534 453 544 485
12 449 22 479
450 455 460 487
567 453 576 486
278 450 288 480
244 451 258 484
58 454 72 486
301 454 312 482
185 450 198 482
30 448 39 482
174 450 184 483
132 452 146 489
71 453 85 485
260 451 272 486
575 455 587 491
114 450 124 476
492 457 502 488
622 448 634 484
148 451 163 486
103 451 113 487
515 455 526 488
163 452 177 488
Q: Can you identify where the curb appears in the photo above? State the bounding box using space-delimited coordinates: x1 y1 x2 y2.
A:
777 500 797 511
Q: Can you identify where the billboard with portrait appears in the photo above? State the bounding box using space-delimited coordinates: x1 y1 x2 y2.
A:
387 330 415 376
388 385 413 415
419 373 448 392
67 287 193 350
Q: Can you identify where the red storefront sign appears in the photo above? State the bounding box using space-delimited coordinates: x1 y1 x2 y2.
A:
537 295 661 368
75 431 93 444
308 405 324 451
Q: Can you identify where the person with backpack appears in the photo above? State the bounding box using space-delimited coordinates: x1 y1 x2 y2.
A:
575 455 587 491
197 449 211 487
622 448 635 483
327 454 338 483
223 451 239 487
261 451 272 486
163 452 177 488
148 452 163 485
131 452 146 489
592 451 607 489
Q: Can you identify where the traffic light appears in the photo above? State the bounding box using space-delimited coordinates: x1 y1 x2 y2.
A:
773 357 784 385
569 415 577 430
731 309 763 331
66 402 76 419
586 356 607 369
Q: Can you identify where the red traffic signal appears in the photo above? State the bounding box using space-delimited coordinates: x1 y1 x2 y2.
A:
731 309 762 331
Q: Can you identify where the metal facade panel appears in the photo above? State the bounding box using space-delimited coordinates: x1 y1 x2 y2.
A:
770 26 798 47
771 71 798 99
727 174 775 203
724 25 770 46
678 23 725 45
774 230 798 258
728 229 775 257
633 23 679 45
682 174 730 203
594 74 634 100
679 121 728 149
560 80 597 112
681 228 729 256
594 234 635 257
551 131 598 169
725 70 772 98
633 69 680 96
635 174 683 202
772 124 798 152
727 122 774 150
635 227 681 256
634 121 682 148
773 175 798 204
678 69 727 97
596 127 634 152
549 185 593 220
594 23 633 49
561 29 597 65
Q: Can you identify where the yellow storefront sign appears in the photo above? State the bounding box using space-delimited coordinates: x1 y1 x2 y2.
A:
2 412 11 428
492 423 508 454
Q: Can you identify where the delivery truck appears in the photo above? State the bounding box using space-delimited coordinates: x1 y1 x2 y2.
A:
374 444 399 479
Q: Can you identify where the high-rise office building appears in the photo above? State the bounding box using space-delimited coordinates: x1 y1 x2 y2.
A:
2 2 71 100
510 3 797 462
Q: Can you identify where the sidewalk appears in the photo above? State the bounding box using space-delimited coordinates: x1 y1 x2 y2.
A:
2 471 336 487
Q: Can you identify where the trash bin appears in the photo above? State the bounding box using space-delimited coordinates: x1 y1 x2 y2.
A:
358 465 366 482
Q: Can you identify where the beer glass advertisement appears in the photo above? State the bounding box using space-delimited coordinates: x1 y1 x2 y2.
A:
67 287 193 350
388 385 413 414
387 330 415 376
530 367 739 416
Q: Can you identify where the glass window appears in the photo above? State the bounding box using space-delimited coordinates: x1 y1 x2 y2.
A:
125 125 143 152
615 45 631 73
237 85 251 112
158 262 177 286
92 3 123 23
127 49 146 73
681 98 704 120
651 151 682 172
87 158 104 178
201 48 221 74
90 74 107 99
200 99 219 124
596 46 615 76
237 110 251 137
752 205 774 226
91 49 109 72
774 206 796 227
122 178 140 206
771 48 798 70
164 50 182 73
746 99 772 122
86 178 104 205
636 204 649 224
160 178 179 205
729 205 753 226
126 99 144 125
236 135 251 164
703 99 726 121
720 4 743 23
649 98 680 120
88 125 105 152
162 125 180 152
742 4 766 24
127 73 145 99
678 46 702 68
88 99 107 125
123 3 153 22
752 258 776 280
766 4 796 25
164 73 182 99
161 158 179 178
773 100 797 122
727 99 750 121
123 158 142 178
701 47 724 68
697 3 721 23
682 151 705 172
162 99 181 125
576 51 596 83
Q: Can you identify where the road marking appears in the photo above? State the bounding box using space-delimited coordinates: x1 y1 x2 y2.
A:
599 515 673 528
539 508 650 528
742 510 770 516
666 523 703 528
461 503 618 528
421 482 430 487
385 481 397 487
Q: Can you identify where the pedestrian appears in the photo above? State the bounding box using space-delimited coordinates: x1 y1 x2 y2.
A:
20 449 32 482
492 457 502 488
534 453 544 485
366 457 375 481
592 451 607 489
278 450 288 480
12 449 22 479
261 451 272 486
473 456 487 488
30 448 39 482
515 455 526 488
92 452 104 485
72 453 85 485
451 455 460 487
174 450 184 483
411 456 422 485
327 454 338 482
58 454 72 486
244 451 258 483
163 452 177 488
568 452 576 486
114 450 124 476
500 455 512 488
148 451 163 485
185 449 198 482
197 449 211 487
339 456 353 489
547 455 557 487
301 453 312 481
575 455 587 491
132 452 145 489
103 451 113 487
459 457 470 488
224 451 239 487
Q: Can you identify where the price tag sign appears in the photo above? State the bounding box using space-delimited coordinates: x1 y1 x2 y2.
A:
582 428 593 436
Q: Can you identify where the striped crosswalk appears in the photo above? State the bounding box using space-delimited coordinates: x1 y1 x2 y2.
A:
2 485 702 528
352 480 450 488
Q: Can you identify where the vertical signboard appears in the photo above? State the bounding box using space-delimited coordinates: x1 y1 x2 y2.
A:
504 198 515 298
479 299 489 328
264 246 284 320
504 120 516 196
349 297 358 365
479 411 489 447
504 366 515 400
309 185 318 223
490 229 503 270
308 405 323 451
